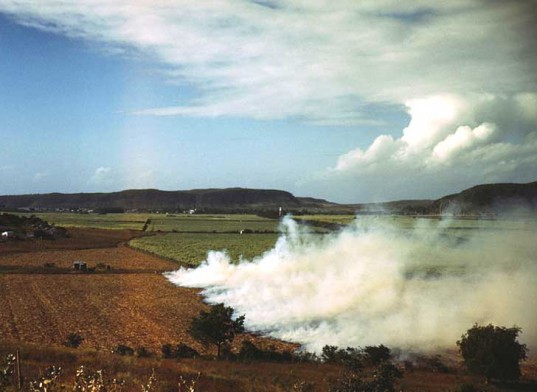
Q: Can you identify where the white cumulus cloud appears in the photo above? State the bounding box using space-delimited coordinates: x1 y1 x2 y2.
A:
325 94 537 202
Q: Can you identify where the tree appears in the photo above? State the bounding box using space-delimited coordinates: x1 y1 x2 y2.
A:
457 324 527 381
189 303 245 358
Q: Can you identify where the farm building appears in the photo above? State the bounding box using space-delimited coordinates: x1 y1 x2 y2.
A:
1 230 15 239
73 261 88 271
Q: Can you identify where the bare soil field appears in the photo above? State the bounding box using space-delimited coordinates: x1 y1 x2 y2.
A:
0 228 142 254
0 244 177 273
1 274 202 351
0 229 293 356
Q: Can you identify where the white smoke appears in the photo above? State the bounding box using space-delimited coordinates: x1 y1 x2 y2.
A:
166 216 537 353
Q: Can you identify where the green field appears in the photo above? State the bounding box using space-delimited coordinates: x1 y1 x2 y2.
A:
130 232 279 266
2 212 279 232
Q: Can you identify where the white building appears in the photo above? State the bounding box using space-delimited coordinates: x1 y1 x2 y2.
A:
1 231 15 239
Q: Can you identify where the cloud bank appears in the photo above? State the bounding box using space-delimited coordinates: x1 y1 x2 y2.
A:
323 93 537 201
0 1 535 124
166 216 537 353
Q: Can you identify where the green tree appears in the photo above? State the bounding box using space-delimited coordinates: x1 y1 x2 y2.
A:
457 324 527 381
189 303 245 358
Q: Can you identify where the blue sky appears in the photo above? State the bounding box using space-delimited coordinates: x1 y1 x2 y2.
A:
0 1 536 203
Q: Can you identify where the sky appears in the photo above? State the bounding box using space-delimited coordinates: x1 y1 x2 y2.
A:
0 1 536 204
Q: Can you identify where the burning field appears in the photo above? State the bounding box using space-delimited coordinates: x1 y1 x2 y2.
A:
167 216 537 355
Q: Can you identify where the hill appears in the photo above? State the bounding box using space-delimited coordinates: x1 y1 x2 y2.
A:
0 188 309 212
1 181 536 215
430 181 537 215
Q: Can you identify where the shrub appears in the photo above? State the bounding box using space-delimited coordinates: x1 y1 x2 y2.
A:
321 345 363 371
189 303 245 358
113 344 135 356
161 343 175 359
328 362 403 392
175 343 199 359
0 354 16 388
29 365 63 391
457 324 527 381
237 341 293 363
136 346 152 358
161 343 199 359
63 332 84 348
363 344 391 366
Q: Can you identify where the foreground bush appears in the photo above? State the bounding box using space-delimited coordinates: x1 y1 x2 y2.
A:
328 362 403 392
1 357 200 392
161 343 199 359
189 303 245 358
457 324 527 381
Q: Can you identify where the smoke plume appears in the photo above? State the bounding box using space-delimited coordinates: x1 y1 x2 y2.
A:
166 216 537 353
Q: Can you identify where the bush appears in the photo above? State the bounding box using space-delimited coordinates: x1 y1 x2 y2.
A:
237 341 293 363
63 332 84 348
113 344 135 356
161 343 199 359
189 303 245 358
328 362 403 392
0 354 16 388
161 343 175 359
136 346 152 358
363 344 391 366
321 345 363 371
457 324 528 381
175 343 199 359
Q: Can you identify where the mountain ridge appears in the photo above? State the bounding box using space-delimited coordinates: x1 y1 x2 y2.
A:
1 181 536 215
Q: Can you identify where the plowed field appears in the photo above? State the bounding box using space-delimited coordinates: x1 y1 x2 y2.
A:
0 245 176 272
0 230 292 355
0 274 208 352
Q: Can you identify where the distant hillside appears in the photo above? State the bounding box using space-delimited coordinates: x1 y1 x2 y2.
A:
0 188 313 212
430 181 537 215
1 181 536 215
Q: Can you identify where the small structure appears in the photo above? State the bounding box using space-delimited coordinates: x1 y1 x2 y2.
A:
1 231 15 239
73 261 88 271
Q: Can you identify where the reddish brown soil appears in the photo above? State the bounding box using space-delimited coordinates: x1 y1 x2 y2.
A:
0 228 293 356
0 228 142 254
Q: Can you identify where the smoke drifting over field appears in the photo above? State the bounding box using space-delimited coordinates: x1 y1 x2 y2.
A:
166 216 537 353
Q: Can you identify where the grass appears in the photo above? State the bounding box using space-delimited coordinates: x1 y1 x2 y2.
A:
130 233 279 266
293 214 356 225
146 214 278 233
2 212 279 232
1 212 147 230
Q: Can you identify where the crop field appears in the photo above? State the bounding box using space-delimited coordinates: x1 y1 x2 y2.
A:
130 232 279 266
3 212 148 230
4 211 279 232
294 214 357 225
